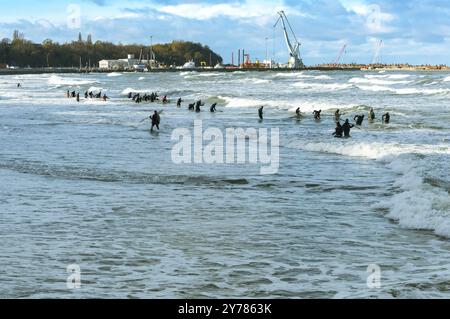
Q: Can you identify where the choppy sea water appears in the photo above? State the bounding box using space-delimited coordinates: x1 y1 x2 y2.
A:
0 70 449 299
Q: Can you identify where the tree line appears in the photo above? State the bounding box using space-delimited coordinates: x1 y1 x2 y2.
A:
0 31 223 68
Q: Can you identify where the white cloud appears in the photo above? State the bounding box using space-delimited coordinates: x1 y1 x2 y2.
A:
343 2 395 33
157 0 304 22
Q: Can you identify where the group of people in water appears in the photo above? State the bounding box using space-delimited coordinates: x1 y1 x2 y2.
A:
66 90 109 102
331 108 391 138
64 88 392 136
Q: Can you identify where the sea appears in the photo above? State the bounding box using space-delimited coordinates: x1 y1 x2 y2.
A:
0 70 449 298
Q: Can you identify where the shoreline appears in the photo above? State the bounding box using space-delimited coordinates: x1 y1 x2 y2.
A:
1 66 449 76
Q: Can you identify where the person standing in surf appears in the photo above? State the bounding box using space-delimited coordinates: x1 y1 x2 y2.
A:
258 106 264 120
150 111 161 132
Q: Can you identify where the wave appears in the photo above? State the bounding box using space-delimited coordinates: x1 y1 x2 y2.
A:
357 85 450 95
218 95 356 112
0 158 250 186
292 81 352 91
287 141 449 161
374 156 450 238
48 75 98 87
286 139 450 238
107 72 123 77
349 77 413 85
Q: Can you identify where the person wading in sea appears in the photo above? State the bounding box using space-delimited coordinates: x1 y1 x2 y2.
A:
150 111 161 132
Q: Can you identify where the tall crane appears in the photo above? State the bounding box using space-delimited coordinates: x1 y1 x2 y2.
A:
274 11 304 69
372 40 383 65
333 43 347 66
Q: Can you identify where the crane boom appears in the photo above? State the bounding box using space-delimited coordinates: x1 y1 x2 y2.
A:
274 11 304 69
333 43 347 65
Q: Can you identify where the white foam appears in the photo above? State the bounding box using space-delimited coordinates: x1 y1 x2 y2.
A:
288 139 450 238
379 157 450 238
350 77 412 85
48 75 98 87
292 81 352 91
107 72 123 77
357 84 450 95
218 95 354 112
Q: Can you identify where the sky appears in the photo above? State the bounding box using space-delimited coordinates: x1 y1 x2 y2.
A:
0 0 449 65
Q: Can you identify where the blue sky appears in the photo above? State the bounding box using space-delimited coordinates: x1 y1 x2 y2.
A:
0 0 449 65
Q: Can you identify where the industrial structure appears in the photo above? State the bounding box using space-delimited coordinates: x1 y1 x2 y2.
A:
274 11 305 69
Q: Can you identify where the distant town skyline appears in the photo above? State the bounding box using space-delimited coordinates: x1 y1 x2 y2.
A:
1 0 449 66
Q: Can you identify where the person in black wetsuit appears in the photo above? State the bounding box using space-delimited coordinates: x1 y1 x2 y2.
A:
195 100 202 113
258 106 264 120
354 115 365 126
85 91 88 99
333 122 343 138
342 119 354 138
210 103 217 113
177 98 182 108
76 92 80 102
150 111 160 131
71 91 76 98
313 110 322 120
369 108 375 122
382 112 391 124
296 107 302 117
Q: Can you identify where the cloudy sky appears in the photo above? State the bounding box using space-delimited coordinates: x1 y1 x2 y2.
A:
0 0 449 65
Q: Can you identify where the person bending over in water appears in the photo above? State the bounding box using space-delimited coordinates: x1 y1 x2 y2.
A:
195 100 202 113
103 94 109 102
128 92 133 99
150 111 160 131
188 103 195 111
369 108 376 122
177 98 183 108
210 103 217 113
296 107 302 117
313 110 322 120
258 106 264 120
354 115 365 126
335 109 341 123
17 83 21 88
333 122 343 138
342 119 354 138
382 112 390 124
162 96 168 104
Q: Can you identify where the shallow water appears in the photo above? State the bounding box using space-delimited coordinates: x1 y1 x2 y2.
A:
0 70 449 298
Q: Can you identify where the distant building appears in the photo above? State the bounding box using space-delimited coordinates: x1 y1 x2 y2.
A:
99 54 153 70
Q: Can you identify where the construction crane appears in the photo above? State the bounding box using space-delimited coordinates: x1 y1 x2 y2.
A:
274 11 304 69
372 40 383 65
333 43 347 66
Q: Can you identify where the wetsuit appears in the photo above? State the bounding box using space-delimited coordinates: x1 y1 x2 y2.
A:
151 112 160 131
177 98 182 108
195 101 202 113
369 110 375 121
313 110 322 120
354 115 365 126
382 113 390 124
210 103 217 113
333 123 343 138
342 121 354 138
259 107 264 120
